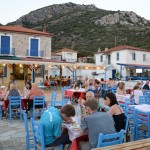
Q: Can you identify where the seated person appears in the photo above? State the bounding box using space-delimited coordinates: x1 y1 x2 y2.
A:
83 77 89 88
130 84 143 104
4 83 22 109
77 76 83 87
104 92 126 132
44 76 50 86
86 79 95 91
71 80 78 89
23 82 32 98
143 80 150 90
26 83 44 114
40 104 75 149
4 83 22 100
67 76 71 85
78 91 95 115
54 74 58 80
49 75 52 81
117 82 126 95
80 98 115 149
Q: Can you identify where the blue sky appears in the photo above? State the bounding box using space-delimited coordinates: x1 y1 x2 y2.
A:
0 0 149 25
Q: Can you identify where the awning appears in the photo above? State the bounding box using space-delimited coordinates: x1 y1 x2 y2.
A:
116 63 150 69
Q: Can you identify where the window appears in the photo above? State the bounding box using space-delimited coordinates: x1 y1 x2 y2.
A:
100 55 103 62
143 54 146 62
29 37 40 57
0 35 11 55
132 52 136 60
116 52 119 61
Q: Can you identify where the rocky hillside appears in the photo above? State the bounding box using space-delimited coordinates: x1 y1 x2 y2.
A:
7 2 150 56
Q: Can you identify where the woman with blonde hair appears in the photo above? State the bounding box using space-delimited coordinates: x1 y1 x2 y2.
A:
4 83 22 100
117 82 126 95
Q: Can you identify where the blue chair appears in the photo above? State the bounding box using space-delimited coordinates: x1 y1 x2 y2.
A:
61 87 71 104
125 105 135 141
32 96 45 119
22 111 34 150
0 105 2 120
118 102 126 114
8 96 22 123
134 109 150 140
31 118 63 150
51 91 64 107
97 130 124 148
112 89 117 94
50 81 57 90
125 98 134 105
139 95 149 104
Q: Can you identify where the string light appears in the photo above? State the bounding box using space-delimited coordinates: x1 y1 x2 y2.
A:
3 64 6 66
19 64 22 67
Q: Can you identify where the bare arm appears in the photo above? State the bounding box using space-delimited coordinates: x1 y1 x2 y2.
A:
4 91 9 100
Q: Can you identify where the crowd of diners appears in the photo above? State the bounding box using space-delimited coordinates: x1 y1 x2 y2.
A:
0 73 150 149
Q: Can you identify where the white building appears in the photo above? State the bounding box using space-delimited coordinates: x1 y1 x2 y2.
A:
51 48 77 62
94 45 150 80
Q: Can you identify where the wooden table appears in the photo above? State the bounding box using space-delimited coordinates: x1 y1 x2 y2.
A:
92 138 150 150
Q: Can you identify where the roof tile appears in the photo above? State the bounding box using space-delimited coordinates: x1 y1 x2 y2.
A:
0 26 53 37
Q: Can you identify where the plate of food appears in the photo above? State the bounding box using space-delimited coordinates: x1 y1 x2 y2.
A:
63 120 75 123
70 123 80 130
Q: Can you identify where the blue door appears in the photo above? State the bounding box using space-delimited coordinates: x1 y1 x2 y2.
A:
1 35 10 54
30 39 38 56
112 69 116 79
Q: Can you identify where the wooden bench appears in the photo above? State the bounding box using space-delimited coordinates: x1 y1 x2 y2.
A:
93 138 150 150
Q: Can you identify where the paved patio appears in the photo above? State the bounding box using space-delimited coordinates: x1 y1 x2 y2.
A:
0 89 63 150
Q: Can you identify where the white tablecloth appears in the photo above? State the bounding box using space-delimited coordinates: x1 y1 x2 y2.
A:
62 116 83 141
67 89 86 93
134 104 150 113
116 94 130 102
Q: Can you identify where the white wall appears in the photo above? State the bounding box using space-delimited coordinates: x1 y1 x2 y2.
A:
62 52 77 62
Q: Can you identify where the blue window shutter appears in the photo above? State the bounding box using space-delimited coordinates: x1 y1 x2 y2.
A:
41 65 45 78
4 65 7 77
30 39 38 56
1 36 10 54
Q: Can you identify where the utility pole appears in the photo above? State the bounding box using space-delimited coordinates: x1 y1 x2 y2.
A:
115 36 117 47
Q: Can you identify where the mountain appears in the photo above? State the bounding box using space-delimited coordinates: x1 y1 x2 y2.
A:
7 2 150 56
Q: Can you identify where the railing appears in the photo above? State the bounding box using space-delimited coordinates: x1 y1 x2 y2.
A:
126 76 150 81
26 49 45 57
0 48 15 55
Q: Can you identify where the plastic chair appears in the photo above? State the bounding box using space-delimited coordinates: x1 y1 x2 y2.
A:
118 102 126 114
22 111 34 150
0 105 2 120
112 89 117 94
50 81 57 90
8 96 22 123
134 109 150 140
125 105 135 141
97 129 124 148
31 118 63 150
32 96 45 119
51 91 64 107
125 98 134 105
61 87 71 104
139 95 149 104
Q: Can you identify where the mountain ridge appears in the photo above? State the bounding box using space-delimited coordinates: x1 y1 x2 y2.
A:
5 2 150 56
